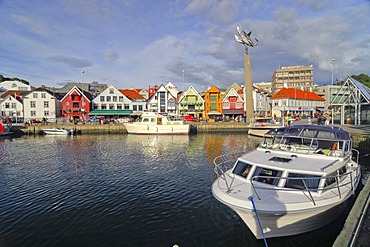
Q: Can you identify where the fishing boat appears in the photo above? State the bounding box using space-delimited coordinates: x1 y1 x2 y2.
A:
0 123 13 137
124 112 189 135
43 127 73 135
212 125 361 239
247 117 283 137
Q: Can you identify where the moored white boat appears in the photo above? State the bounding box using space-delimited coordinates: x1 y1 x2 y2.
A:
0 123 13 137
43 127 73 135
124 112 189 135
212 125 361 239
247 117 283 137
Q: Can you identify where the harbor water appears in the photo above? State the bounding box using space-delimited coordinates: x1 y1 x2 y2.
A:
0 133 368 247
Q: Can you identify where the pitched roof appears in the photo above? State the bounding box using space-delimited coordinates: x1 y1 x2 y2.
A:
271 88 325 101
119 89 144 100
0 90 30 99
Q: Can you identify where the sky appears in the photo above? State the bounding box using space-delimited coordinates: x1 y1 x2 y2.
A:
1 0 369 91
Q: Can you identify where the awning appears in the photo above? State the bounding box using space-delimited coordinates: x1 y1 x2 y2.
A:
207 111 222 115
89 109 132 116
222 109 243 115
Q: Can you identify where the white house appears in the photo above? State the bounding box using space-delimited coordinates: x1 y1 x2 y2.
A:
23 87 62 123
0 95 24 123
147 84 178 115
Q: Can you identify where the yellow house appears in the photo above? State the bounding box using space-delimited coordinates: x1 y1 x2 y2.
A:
204 85 222 120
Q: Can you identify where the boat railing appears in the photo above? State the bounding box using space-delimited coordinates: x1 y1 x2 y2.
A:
213 151 245 177
250 168 360 205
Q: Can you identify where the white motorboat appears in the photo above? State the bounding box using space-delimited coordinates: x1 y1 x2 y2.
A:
0 123 13 137
247 117 283 137
124 112 190 135
212 125 361 239
43 127 73 135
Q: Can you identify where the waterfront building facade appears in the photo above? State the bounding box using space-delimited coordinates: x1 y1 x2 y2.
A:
203 86 223 120
272 65 313 93
270 88 325 118
253 86 271 117
119 89 147 114
222 87 244 119
61 86 93 122
178 86 205 119
23 87 62 123
90 85 133 118
147 84 178 116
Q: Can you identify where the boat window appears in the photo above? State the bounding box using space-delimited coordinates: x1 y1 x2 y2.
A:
150 118 156 123
284 173 321 190
316 131 336 139
302 129 317 138
232 161 253 178
143 118 149 123
324 172 337 187
339 165 347 175
253 167 282 185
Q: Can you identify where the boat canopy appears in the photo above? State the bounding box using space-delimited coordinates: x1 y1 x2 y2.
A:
264 125 351 141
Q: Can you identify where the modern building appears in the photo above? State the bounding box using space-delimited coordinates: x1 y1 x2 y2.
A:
272 65 313 93
330 77 370 125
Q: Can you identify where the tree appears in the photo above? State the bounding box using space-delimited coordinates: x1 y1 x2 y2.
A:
351 74 370 88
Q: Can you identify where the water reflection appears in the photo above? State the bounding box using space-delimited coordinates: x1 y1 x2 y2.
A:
0 133 367 247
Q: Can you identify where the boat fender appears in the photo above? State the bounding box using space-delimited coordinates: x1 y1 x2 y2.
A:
156 127 158 132
0 124 4 133
171 127 173 132
147 125 149 130
261 123 265 127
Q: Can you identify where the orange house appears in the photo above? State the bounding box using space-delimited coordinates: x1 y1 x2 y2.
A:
204 85 222 119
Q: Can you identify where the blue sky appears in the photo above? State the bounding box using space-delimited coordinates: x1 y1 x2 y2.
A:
1 0 369 91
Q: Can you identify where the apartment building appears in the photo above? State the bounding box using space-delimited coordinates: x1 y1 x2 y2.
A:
272 65 313 93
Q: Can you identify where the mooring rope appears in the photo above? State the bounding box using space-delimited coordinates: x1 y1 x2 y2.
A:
249 196 268 247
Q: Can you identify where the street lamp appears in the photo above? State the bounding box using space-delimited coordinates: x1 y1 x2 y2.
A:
331 58 335 85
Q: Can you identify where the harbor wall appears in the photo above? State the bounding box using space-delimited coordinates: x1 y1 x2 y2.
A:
15 123 370 150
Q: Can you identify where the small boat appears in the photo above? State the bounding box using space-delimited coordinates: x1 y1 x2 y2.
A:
212 125 361 239
43 127 73 135
124 112 190 135
247 117 283 137
0 123 13 137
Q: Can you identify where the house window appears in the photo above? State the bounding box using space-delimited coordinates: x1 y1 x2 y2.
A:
5 103 10 108
44 101 49 108
106 96 111 102
210 96 217 102
124 104 129 110
66 102 70 106
210 103 217 110
133 105 137 111
11 103 16 108
30 101 36 108
109 104 114 110
33 93 38 98
100 96 105 102
139 105 143 111
44 111 49 116
73 102 79 108
113 96 117 102
117 104 122 110
41 93 46 98
119 96 124 102
101 104 107 109
31 111 36 116
109 88 114 94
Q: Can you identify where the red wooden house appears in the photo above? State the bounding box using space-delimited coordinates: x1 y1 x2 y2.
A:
61 86 93 122
222 87 245 120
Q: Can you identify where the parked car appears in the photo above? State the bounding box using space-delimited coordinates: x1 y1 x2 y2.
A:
184 115 198 122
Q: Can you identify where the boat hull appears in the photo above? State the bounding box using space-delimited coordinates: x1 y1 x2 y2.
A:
43 128 72 135
124 123 189 135
247 128 273 137
233 202 345 239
